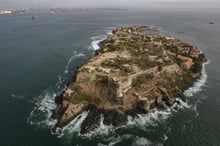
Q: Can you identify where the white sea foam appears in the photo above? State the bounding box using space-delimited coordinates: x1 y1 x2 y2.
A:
27 91 57 128
88 28 114 51
98 134 133 146
163 134 168 141
175 98 192 109
83 114 115 138
132 137 164 146
184 61 209 97
192 104 199 117
127 110 171 129
57 110 90 138
132 137 154 146
88 35 107 51
64 51 85 74
11 94 26 100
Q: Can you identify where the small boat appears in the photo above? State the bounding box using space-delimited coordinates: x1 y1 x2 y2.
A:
209 21 214 24
32 16 36 20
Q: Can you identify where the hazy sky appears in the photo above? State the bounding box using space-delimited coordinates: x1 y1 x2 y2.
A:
0 0 219 8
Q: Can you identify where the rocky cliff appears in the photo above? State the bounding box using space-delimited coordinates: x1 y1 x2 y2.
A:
51 26 206 134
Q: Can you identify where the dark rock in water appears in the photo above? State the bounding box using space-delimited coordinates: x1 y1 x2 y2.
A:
173 105 179 111
103 109 119 125
157 102 166 110
80 105 101 134
51 125 57 134
80 105 128 134
125 109 137 118
51 104 68 119
135 100 148 114
150 102 157 110
112 112 127 126
55 94 63 104
103 109 127 126
176 100 181 105
177 92 186 102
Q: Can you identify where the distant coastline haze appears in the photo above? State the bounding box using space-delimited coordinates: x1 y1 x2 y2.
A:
0 0 219 9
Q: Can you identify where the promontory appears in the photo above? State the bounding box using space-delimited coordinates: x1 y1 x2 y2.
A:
51 26 206 134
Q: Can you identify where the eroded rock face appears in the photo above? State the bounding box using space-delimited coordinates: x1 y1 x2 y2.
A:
51 26 206 134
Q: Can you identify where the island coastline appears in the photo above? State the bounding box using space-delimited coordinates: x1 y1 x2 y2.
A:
51 25 206 134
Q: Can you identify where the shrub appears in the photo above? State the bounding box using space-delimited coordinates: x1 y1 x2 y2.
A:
166 45 178 54
132 73 154 87
190 61 202 73
69 91 100 105
158 65 163 71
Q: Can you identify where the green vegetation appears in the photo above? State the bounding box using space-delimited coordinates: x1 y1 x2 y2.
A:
68 92 98 104
68 86 100 104
172 56 184 65
101 57 132 74
190 54 204 74
190 62 202 73
133 57 158 69
132 73 154 87
166 45 178 55
175 73 193 89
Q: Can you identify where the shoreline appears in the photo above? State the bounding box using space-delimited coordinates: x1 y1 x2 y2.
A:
51 25 206 134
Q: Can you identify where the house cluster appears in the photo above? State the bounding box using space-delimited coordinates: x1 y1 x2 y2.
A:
0 10 12 14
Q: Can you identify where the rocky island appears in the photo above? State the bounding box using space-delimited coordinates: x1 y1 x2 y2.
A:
51 26 206 134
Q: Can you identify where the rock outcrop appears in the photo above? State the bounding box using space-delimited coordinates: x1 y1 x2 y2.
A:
51 26 206 134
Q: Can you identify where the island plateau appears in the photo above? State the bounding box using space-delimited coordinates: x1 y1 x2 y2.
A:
51 26 206 134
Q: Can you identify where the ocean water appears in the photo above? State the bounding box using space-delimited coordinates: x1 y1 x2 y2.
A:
0 8 220 146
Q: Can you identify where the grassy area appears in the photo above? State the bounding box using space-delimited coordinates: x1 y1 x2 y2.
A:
67 86 101 104
166 45 178 55
101 57 133 74
132 73 154 87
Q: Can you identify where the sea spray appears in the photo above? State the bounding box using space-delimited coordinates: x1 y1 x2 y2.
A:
82 114 115 138
88 35 107 51
88 28 114 51
98 134 133 146
64 51 86 75
27 91 57 128
56 111 90 138
184 61 209 97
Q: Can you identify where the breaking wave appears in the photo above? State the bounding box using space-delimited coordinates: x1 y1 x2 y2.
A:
127 110 171 128
27 91 57 128
184 60 209 97
88 28 113 51
64 51 85 75
97 134 163 146
55 111 90 138
132 137 163 146
88 35 107 51
82 114 115 138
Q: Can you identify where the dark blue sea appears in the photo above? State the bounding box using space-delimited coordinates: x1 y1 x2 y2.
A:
0 8 220 146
